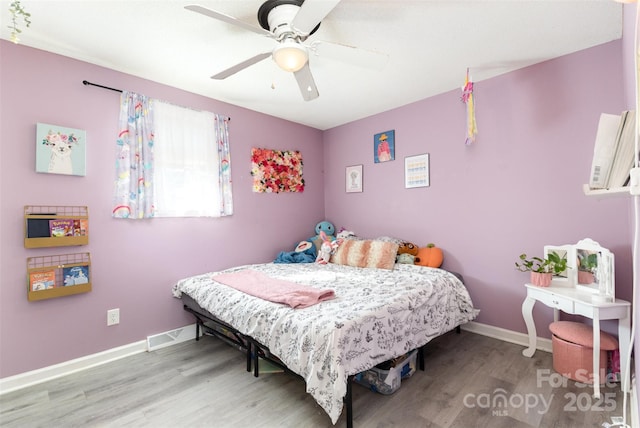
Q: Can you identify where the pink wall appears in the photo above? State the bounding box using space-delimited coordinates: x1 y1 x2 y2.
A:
0 41 324 378
323 40 634 338
0 31 636 383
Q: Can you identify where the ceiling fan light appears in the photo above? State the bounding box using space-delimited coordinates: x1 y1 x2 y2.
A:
273 41 308 72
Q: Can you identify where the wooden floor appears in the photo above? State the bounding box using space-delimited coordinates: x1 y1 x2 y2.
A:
0 330 629 427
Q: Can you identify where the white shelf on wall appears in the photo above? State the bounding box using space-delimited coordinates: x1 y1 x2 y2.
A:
583 184 630 198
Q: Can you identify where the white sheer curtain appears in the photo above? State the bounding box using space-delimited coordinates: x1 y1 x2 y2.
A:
153 101 223 217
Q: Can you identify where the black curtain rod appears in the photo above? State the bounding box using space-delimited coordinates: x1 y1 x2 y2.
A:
82 80 231 121
82 80 122 93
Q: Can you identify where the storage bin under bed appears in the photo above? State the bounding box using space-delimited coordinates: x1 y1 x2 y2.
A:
354 349 418 394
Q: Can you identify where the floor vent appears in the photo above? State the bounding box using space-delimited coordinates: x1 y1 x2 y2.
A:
147 324 196 351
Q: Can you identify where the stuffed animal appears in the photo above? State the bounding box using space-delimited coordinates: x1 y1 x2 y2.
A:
316 231 342 264
310 221 336 251
274 240 317 264
415 243 444 268
336 228 356 240
396 253 417 264
396 241 421 264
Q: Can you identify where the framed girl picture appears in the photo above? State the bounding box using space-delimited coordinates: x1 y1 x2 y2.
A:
405 153 430 188
346 164 363 193
374 130 395 163
36 123 87 176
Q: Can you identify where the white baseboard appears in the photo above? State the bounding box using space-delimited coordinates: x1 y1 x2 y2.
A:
0 324 197 395
0 341 146 395
461 320 553 353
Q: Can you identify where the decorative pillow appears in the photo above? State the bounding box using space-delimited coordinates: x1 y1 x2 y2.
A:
330 240 399 270
373 236 405 245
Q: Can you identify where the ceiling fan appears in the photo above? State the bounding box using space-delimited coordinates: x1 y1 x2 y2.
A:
185 0 388 101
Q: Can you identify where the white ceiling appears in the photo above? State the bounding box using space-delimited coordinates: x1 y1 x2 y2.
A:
0 0 623 130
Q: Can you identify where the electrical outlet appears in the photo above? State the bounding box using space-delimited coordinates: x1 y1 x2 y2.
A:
107 308 120 326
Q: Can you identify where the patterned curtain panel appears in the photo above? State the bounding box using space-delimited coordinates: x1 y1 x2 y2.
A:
113 91 155 219
251 148 304 193
215 115 233 215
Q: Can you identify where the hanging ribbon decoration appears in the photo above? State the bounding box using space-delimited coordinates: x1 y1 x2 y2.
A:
461 68 477 145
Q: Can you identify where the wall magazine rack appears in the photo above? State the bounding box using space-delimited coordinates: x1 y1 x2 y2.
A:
27 252 91 301
24 205 88 248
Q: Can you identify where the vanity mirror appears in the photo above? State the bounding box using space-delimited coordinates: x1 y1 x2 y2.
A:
543 244 574 287
543 238 615 301
574 238 615 301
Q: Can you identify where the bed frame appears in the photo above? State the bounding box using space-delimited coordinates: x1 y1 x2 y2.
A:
180 292 461 428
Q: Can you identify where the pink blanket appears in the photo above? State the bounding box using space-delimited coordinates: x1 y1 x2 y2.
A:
213 269 335 309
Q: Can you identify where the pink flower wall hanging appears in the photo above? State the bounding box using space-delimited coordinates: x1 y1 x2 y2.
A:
251 147 304 193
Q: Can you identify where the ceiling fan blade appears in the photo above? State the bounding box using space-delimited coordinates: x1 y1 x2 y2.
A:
211 52 272 79
291 0 342 36
293 63 319 101
185 5 273 38
310 41 389 71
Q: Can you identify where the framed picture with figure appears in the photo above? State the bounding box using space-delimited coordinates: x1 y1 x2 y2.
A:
374 130 395 163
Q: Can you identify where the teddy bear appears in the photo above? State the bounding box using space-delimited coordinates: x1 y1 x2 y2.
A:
396 241 421 264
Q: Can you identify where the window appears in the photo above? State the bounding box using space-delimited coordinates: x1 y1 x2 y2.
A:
113 92 232 219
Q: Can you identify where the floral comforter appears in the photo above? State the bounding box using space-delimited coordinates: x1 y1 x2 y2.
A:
172 262 477 424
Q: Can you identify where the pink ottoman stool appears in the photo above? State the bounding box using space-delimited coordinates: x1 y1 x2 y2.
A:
549 321 618 384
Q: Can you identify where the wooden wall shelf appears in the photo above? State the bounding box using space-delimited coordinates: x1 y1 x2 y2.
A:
27 253 91 301
24 205 88 248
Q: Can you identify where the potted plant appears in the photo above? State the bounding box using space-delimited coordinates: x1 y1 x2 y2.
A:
515 251 568 287
577 252 598 284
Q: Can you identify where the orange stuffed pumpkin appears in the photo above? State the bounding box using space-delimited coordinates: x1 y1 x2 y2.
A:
416 243 443 268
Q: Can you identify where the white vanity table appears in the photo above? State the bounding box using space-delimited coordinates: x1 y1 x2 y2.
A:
520 239 631 398
521 283 631 397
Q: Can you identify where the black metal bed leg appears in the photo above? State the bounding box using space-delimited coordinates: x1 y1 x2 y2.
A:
252 340 260 377
456 325 461 334
246 341 252 373
346 375 354 428
195 321 201 341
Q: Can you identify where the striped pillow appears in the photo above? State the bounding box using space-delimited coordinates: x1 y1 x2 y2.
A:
330 239 399 270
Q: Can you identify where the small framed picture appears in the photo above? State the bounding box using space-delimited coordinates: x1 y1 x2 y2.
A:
374 130 395 163
404 153 430 188
346 164 363 193
36 123 87 176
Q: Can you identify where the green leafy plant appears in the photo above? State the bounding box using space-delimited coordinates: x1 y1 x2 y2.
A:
515 251 568 274
578 252 598 273
8 1 31 44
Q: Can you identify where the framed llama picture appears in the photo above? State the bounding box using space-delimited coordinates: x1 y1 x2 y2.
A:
36 123 87 176
374 130 395 163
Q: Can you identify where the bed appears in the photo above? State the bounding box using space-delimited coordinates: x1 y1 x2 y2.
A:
172 260 477 426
